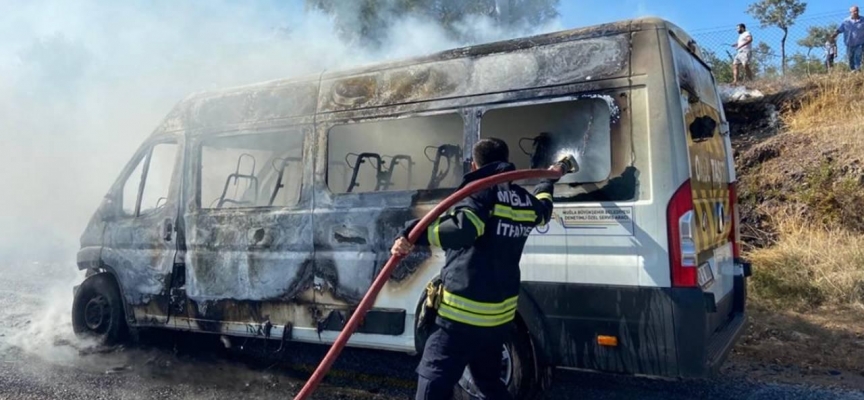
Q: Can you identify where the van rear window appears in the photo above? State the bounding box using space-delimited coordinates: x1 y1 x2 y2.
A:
326 113 464 194
199 132 304 209
480 98 621 200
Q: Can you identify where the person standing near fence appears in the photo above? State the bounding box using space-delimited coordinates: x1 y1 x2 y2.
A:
825 37 838 69
732 23 754 84
831 5 864 71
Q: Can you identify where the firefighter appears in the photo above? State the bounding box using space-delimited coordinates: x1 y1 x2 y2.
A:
391 137 558 400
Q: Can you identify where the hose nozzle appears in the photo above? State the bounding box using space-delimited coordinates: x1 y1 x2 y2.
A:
555 154 579 174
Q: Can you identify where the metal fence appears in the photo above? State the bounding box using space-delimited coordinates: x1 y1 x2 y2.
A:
689 10 852 83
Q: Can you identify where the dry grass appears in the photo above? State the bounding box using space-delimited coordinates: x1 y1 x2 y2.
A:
736 71 864 310
784 71 864 133
747 219 864 310
728 72 864 386
735 122 864 248
780 71 864 171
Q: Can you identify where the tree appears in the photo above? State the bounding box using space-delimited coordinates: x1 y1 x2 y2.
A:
797 24 838 75
703 49 733 83
788 52 826 77
305 0 560 48
751 41 778 77
747 0 807 76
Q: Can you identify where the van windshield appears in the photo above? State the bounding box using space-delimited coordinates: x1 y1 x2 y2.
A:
199 132 303 209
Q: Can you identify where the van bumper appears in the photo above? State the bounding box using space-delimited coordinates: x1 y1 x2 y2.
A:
521 265 749 378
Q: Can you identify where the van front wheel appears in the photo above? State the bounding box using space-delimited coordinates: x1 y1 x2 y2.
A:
72 273 127 345
454 323 539 400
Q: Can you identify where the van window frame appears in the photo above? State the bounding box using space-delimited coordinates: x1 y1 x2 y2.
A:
194 127 307 212
475 94 631 202
118 137 181 219
322 109 470 200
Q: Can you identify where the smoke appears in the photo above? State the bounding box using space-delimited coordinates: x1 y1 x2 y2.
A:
0 0 563 369
0 0 563 263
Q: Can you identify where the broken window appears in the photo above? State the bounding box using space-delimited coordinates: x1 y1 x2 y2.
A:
480 98 612 184
200 131 303 209
121 142 178 217
326 113 464 194
139 143 178 215
122 154 146 216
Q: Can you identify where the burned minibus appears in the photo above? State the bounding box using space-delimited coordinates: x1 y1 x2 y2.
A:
73 17 750 398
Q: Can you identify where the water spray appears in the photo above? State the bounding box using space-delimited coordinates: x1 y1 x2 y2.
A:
292 155 578 400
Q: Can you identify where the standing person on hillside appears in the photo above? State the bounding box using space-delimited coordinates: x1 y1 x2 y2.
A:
825 37 838 70
831 5 864 71
732 23 754 84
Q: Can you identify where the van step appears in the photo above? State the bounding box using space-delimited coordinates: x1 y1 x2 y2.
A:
706 312 746 370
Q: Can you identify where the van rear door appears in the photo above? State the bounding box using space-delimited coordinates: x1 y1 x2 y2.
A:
670 38 735 325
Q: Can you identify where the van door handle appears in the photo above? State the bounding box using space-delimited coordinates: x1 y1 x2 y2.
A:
163 218 173 241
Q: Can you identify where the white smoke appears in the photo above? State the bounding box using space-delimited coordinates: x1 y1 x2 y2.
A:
0 0 562 363
0 0 563 263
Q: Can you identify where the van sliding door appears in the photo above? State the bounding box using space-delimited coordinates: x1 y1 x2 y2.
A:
311 112 467 340
183 127 313 336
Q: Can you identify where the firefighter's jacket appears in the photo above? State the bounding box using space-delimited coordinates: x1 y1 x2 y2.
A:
399 161 554 330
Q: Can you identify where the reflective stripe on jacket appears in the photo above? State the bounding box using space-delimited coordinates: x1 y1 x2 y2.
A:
401 161 554 329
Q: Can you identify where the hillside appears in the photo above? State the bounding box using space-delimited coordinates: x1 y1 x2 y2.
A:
722 71 864 387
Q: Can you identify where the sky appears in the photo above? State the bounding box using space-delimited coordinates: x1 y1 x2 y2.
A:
560 0 850 33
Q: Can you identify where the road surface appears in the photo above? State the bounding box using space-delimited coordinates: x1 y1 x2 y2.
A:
1 262 862 400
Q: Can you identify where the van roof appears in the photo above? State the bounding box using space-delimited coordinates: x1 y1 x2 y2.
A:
155 17 699 135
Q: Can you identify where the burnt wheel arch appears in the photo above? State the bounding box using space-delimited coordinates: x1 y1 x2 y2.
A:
72 272 129 345
77 266 136 327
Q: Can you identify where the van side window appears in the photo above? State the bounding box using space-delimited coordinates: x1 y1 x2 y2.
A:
200 132 303 209
480 98 614 187
326 113 464 194
121 142 178 217
140 143 178 215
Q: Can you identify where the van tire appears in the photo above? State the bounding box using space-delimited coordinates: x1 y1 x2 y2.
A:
72 273 127 345
453 323 539 400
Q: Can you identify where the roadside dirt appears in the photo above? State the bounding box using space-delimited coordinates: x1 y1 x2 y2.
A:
725 305 864 390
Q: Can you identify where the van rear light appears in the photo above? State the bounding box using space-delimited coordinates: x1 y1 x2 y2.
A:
667 180 698 287
728 182 741 259
597 335 618 347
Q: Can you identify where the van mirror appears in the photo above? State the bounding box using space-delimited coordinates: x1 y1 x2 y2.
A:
689 115 717 142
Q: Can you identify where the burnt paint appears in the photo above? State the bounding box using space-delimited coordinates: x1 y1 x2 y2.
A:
312 202 434 304
81 17 652 338
318 35 630 113
318 308 406 336
92 134 185 319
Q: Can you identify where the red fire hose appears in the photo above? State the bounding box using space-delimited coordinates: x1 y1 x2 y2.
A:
292 163 572 400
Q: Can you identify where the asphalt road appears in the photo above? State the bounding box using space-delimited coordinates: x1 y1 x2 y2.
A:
2 263 864 400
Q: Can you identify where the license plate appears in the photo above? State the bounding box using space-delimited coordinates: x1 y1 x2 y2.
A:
697 263 715 288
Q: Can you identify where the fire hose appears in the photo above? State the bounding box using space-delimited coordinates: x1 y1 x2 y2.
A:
292 155 578 400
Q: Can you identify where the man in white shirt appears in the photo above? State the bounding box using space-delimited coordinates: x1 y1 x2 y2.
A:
732 23 753 84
